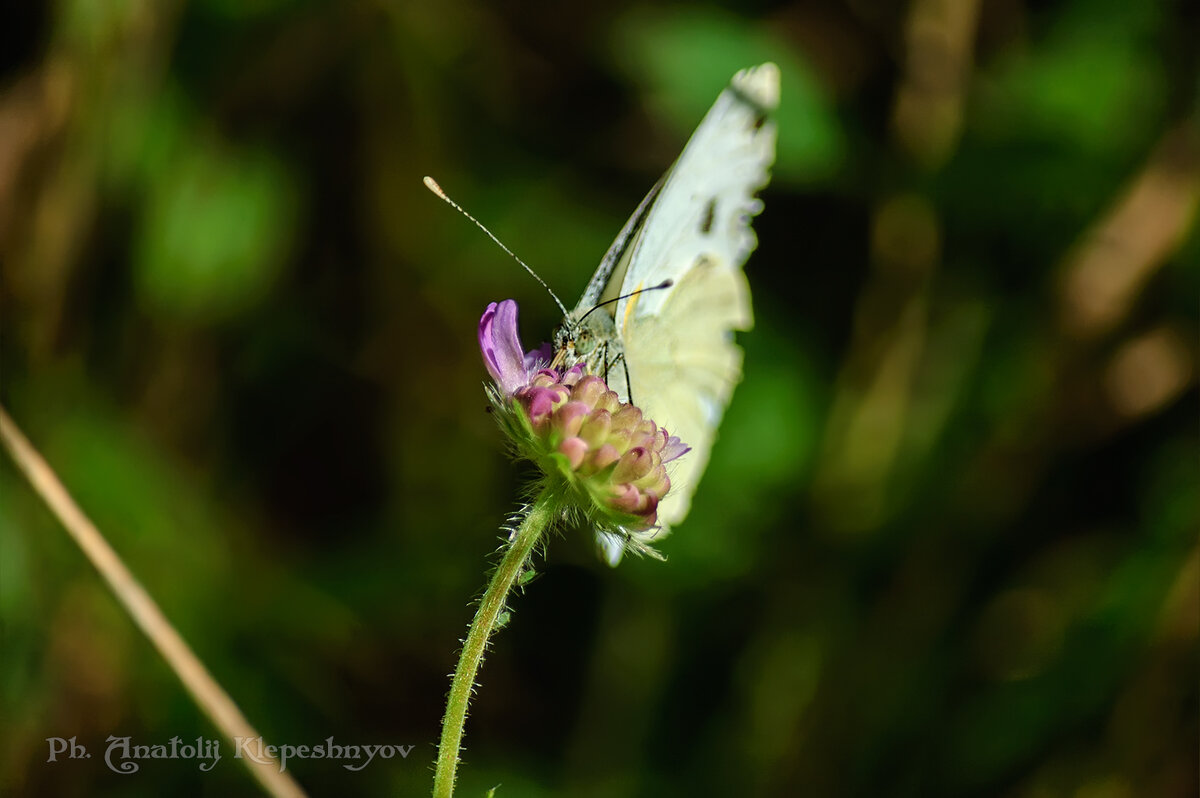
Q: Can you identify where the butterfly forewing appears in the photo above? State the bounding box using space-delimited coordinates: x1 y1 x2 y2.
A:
613 62 779 326
559 63 779 547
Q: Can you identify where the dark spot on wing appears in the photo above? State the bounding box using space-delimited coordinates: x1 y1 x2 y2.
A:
700 198 717 235
753 113 767 131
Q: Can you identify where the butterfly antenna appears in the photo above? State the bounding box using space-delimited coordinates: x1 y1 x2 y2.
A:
578 280 673 324
423 176 569 315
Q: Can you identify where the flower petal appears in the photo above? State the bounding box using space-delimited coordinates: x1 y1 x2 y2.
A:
661 434 690 463
479 300 529 394
524 342 552 373
522 385 568 421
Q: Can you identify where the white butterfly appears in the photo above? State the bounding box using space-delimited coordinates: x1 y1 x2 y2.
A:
553 63 779 561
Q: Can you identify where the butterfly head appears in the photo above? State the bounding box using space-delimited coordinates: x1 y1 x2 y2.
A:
551 306 618 376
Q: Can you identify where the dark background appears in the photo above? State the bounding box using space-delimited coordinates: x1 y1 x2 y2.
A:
1 0 1196 796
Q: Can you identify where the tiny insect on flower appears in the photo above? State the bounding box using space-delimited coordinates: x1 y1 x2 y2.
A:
479 300 689 557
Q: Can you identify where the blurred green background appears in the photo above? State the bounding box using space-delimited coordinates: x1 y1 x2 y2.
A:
1 1 1197 796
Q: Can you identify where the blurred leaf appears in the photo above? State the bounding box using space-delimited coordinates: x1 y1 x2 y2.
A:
0 484 33 619
134 138 298 323
973 5 1164 152
102 86 189 194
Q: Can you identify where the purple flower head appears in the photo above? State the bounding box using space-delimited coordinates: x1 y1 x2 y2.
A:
507 367 689 534
480 299 690 562
478 300 551 394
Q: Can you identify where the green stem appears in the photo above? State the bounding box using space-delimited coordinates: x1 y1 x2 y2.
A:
432 485 559 798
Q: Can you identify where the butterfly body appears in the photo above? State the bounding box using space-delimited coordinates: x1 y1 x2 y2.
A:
554 63 779 559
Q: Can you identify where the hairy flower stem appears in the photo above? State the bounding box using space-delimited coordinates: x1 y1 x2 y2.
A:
432 485 559 798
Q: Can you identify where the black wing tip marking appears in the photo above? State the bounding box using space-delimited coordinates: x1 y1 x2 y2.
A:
729 83 773 117
729 62 780 130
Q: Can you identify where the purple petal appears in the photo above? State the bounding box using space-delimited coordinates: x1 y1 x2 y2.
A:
479 300 529 394
530 368 561 386
561 364 585 386
661 433 690 463
524 342 553 372
523 385 566 421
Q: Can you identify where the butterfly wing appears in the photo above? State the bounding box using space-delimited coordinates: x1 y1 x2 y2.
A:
616 62 779 528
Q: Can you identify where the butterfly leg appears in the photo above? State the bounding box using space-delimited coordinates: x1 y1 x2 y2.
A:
621 354 634 406
600 346 633 406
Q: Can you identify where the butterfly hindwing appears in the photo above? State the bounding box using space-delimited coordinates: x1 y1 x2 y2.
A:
622 256 752 525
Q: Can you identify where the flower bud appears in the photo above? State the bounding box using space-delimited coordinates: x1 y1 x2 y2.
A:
612 446 655 484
